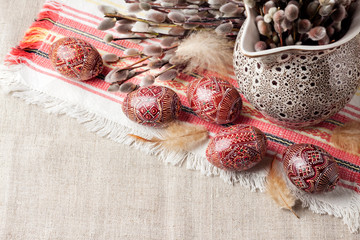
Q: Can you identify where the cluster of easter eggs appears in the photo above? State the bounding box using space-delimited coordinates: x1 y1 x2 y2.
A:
49 37 340 193
49 37 243 128
122 76 244 128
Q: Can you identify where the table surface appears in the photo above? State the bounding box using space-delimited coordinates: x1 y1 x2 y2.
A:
0 0 358 239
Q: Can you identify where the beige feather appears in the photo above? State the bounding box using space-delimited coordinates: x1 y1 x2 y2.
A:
331 121 360 155
173 31 234 76
266 158 299 218
128 121 208 151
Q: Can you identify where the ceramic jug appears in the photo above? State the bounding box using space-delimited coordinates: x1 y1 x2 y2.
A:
233 4 360 128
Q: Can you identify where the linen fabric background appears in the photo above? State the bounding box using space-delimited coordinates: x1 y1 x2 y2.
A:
0 0 359 239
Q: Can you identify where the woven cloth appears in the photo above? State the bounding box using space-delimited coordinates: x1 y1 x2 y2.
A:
1 0 359 233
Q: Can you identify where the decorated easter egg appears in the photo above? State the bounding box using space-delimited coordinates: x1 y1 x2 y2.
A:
187 76 242 125
206 124 267 171
49 37 103 81
282 143 339 193
122 85 181 128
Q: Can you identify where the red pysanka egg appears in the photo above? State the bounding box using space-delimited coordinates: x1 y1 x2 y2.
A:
122 85 181 128
282 143 339 193
49 37 103 81
206 124 267 171
187 77 242 125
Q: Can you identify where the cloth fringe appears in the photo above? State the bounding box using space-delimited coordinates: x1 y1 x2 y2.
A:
283 170 360 234
298 185 360 233
5 3 60 64
42 1 64 12
186 154 269 191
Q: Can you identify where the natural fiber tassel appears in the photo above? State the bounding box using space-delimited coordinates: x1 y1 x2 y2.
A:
19 27 49 49
172 31 233 76
331 121 360 155
128 121 208 151
266 158 299 218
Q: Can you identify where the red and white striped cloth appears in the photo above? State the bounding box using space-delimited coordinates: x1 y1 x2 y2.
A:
1 0 360 233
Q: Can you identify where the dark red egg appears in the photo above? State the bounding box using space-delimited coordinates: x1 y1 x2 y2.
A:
187 77 242 125
282 143 339 193
49 37 103 81
122 85 181 128
206 124 267 171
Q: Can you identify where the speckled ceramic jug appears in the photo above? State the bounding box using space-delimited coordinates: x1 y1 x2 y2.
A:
234 4 360 128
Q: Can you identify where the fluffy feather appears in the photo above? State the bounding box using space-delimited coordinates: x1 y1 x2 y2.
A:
128 121 208 151
173 31 234 76
331 121 360 155
266 158 299 218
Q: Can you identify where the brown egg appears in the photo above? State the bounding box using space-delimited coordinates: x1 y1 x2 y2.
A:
187 76 242 125
282 143 339 193
206 124 267 171
49 37 103 81
122 85 181 128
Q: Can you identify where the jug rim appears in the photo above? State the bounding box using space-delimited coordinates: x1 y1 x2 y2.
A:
239 3 360 58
